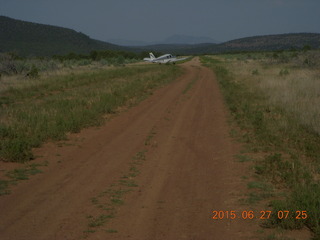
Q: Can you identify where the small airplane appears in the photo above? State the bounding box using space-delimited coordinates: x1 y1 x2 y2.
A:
143 52 188 64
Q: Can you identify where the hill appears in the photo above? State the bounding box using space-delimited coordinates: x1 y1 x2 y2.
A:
161 34 219 45
213 33 320 53
137 33 320 55
1 16 320 56
0 16 126 56
108 34 219 46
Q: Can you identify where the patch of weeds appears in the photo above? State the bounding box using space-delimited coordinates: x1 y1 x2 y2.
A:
255 153 312 187
252 69 259 75
109 188 131 197
133 150 147 161
91 197 99 205
201 54 320 238
119 179 138 187
235 154 254 162
129 166 140 173
182 77 197 94
103 206 115 211
88 214 114 228
1 65 182 162
6 164 43 181
83 229 96 234
0 162 46 195
265 199 306 230
229 128 239 138
264 233 276 240
85 147 148 234
247 181 269 190
265 184 320 237
129 166 140 177
279 69 289 76
145 127 156 146
106 229 118 233
110 198 124 205
6 168 29 180
26 64 39 79
0 179 11 195
27 163 43 175
244 192 263 204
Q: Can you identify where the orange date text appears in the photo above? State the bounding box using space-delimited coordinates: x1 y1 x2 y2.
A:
212 210 307 220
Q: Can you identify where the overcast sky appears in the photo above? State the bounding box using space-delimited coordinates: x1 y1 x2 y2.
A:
1 0 320 43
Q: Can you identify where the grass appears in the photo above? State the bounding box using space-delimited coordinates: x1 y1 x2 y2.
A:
0 179 10 195
88 214 114 228
235 154 254 162
0 64 182 162
145 126 156 146
85 128 158 235
182 77 197 94
201 51 320 238
0 162 45 195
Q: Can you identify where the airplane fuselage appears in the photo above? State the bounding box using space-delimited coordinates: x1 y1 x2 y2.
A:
143 53 187 64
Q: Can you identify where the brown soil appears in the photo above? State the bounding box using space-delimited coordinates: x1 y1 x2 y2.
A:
0 58 264 239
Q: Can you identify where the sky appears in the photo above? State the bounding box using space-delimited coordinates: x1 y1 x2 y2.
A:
1 0 320 43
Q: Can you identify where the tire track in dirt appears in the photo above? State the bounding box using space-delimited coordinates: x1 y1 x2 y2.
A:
0 58 256 240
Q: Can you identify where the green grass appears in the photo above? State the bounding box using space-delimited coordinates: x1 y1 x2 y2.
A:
84 129 157 235
182 77 197 94
0 162 45 195
105 229 118 233
0 65 182 162
6 163 43 180
0 179 11 195
5 163 43 180
235 154 254 162
145 126 156 146
88 214 114 228
201 53 320 238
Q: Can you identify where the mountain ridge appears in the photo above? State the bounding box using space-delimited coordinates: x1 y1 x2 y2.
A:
1 16 320 56
0 16 126 56
108 34 219 46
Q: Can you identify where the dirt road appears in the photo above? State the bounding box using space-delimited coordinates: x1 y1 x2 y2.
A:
0 58 255 239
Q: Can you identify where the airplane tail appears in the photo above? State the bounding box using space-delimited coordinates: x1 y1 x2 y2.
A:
149 52 156 60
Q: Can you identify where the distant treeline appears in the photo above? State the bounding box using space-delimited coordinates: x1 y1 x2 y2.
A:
52 50 162 61
1 49 163 62
0 50 164 78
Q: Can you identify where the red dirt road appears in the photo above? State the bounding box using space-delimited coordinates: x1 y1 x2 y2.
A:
0 58 256 239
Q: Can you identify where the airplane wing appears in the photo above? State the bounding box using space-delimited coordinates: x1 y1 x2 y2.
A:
171 57 188 62
143 52 189 64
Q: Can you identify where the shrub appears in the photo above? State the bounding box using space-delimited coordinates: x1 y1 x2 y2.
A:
279 69 289 76
0 53 18 75
26 65 39 78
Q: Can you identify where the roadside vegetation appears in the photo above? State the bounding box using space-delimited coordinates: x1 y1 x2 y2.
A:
201 50 320 239
0 53 182 164
0 50 157 78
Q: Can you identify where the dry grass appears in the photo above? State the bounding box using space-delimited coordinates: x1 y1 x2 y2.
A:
202 51 320 237
223 54 320 136
0 64 182 162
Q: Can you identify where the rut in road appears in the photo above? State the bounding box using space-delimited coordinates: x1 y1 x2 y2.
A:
0 58 255 240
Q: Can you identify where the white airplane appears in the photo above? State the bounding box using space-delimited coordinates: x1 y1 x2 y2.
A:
143 52 188 64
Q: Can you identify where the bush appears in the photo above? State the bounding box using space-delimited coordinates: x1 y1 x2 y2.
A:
252 69 259 75
26 65 39 78
0 53 18 75
279 69 289 76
